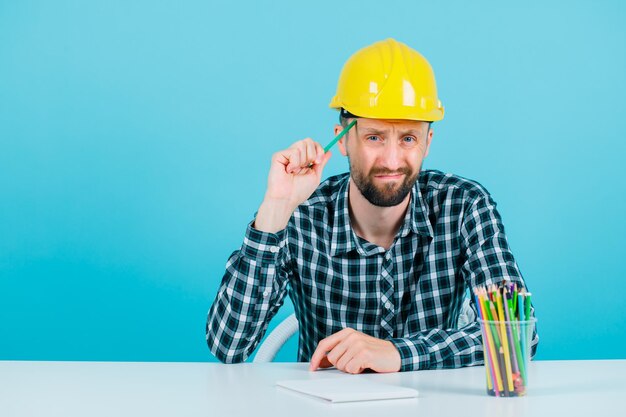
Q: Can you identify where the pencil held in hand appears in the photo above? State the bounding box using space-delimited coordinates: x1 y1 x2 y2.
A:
307 119 357 168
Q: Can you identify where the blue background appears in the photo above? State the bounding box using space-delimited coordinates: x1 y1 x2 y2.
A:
1 0 625 363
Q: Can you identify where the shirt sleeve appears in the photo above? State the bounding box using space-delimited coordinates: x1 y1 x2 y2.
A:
390 193 539 371
206 221 291 363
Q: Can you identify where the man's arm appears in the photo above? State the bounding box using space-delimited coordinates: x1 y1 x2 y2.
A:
206 138 333 363
390 193 539 371
206 224 291 363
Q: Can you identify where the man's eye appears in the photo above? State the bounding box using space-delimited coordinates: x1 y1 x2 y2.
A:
402 136 416 143
367 136 380 142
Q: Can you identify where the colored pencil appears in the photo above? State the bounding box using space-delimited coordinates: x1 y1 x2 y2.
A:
476 290 503 395
495 290 514 392
305 119 357 169
475 293 496 393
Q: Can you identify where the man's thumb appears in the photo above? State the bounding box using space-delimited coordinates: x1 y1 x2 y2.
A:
314 151 332 175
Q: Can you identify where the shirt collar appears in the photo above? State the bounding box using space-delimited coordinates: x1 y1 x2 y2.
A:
329 177 359 256
404 178 434 239
330 175 433 257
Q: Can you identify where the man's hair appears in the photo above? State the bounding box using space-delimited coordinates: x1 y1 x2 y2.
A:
339 108 358 128
339 108 433 132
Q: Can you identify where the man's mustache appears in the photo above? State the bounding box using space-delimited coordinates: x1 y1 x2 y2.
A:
368 167 412 176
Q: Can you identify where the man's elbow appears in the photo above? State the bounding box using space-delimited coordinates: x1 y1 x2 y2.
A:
212 349 247 364
206 336 248 364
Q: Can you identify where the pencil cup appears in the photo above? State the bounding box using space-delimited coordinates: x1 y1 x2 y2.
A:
478 318 536 397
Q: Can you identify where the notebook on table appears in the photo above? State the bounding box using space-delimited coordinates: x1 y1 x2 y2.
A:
276 378 419 403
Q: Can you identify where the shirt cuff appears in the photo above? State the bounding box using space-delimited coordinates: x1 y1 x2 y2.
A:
389 337 431 372
241 221 287 264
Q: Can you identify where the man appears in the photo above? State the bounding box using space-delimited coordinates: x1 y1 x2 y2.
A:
206 38 538 374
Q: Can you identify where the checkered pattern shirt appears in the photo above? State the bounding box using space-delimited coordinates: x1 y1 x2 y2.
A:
206 170 539 371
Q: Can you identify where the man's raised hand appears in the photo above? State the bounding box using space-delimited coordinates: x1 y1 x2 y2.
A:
254 138 331 234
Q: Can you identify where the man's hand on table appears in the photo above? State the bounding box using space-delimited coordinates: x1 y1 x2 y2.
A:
309 328 401 374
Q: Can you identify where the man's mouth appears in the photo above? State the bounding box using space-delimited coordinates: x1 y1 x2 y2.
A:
373 173 405 180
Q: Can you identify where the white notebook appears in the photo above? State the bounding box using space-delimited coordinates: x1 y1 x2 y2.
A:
276 378 419 403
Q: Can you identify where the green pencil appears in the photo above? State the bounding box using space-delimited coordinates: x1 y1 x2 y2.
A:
325 119 357 152
513 284 518 319
306 119 357 169
525 292 532 322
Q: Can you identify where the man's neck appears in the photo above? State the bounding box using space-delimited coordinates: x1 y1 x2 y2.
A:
347 179 410 250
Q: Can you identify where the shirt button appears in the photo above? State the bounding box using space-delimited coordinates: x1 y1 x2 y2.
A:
385 301 392 309
263 290 270 298
269 246 279 253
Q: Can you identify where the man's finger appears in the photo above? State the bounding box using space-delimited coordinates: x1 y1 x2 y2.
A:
318 356 333 369
309 329 353 371
294 146 307 171
335 341 362 372
283 149 301 173
314 142 324 164
309 340 339 371
326 338 350 368
313 151 331 176
305 139 317 167
304 141 324 169
344 356 365 375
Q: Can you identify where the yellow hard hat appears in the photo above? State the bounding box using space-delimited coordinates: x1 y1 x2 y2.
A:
329 38 444 122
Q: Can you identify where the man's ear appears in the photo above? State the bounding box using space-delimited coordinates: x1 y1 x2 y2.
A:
424 128 434 158
335 124 349 156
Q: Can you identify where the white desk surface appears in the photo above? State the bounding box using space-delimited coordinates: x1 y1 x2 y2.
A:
1 359 624 417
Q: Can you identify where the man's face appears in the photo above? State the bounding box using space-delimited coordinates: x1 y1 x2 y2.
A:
337 118 433 207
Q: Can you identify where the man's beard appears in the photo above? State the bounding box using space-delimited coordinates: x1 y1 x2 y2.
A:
349 159 420 207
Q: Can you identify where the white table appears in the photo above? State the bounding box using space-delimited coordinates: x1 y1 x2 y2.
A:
1 360 624 416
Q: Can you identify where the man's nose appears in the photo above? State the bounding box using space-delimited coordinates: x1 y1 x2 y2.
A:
378 142 403 171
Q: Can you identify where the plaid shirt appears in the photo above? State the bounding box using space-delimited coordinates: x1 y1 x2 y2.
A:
206 170 538 371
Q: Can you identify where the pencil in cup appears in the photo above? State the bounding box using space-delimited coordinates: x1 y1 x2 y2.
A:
478 318 536 397
475 293 500 395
